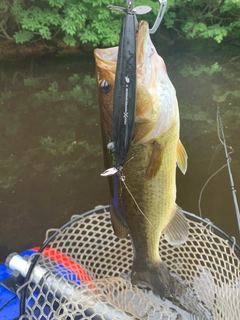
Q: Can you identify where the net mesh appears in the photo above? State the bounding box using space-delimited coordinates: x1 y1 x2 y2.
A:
18 205 240 320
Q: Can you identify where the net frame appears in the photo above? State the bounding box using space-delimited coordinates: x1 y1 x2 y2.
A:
18 205 240 320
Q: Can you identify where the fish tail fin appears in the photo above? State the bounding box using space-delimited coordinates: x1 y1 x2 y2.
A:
131 260 174 299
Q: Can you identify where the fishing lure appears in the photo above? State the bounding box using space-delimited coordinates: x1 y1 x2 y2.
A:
102 0 167 175
112 4 137 168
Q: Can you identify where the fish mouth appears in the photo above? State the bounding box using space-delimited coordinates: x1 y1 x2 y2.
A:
136 21 154 64
94 46 118 72
94 20 154 74
136 20 157 83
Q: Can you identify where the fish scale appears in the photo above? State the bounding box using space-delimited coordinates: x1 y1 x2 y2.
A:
94 21 188 299
121 120 179 248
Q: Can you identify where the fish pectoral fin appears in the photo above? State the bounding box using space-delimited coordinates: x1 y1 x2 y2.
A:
133 120 154 144
163 205 189 246
110 201 128 239
145 141 165 180
177 140 188 175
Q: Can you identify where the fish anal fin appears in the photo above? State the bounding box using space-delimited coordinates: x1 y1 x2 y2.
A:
163 205 189 246
145 142 165 180
110 201 128 239
177 140 188 175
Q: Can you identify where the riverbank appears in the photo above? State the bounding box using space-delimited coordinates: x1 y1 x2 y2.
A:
0 39 94 61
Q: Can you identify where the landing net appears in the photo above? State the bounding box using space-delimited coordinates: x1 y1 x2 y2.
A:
18 205 240 320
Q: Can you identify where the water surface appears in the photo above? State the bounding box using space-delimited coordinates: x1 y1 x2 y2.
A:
0 43 239 263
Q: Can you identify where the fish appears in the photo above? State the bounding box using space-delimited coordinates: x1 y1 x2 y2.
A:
94 20 188 299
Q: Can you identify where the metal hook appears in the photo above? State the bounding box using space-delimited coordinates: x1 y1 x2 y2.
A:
149 0 167 34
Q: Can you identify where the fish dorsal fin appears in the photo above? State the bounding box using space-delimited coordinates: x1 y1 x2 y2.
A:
163 205 189 246
110 201 128 238
145 142 165 180
177 139 188 175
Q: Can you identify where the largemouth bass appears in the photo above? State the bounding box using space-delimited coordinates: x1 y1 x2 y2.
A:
94 20 188 299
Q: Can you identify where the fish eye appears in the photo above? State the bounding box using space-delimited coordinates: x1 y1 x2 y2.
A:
100 80 111 94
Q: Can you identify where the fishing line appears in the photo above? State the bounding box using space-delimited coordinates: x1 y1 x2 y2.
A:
121 178 158 233
198 108 239 236
208 143 221 173
198 110 234 217
101 156 157 231
198 163 228 218
101 155 157 232
124 156 134 167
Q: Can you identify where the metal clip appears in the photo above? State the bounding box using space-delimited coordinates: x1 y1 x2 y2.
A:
149 0 167 34
108 0 167 34
126 0 134 13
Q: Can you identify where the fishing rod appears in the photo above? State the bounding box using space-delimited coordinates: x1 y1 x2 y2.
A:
217 108 240 235
107 1 167 171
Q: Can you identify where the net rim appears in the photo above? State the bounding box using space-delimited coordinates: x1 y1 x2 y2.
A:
19 204 240 318
182 210 240 252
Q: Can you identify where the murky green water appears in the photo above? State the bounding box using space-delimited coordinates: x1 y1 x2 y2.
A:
0 42 239 263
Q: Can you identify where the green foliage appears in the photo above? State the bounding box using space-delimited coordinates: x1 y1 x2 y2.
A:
212 88 240 103
24 78 40 88
0 90 12 101
223 106 240 128
211 63 240 105
68 74 80 84
13 5 62 40
34 75 96 105
13 30 34 43
1 0 240 47
172 56 240 133
180 63 222 77
8 0 125 46
49 0 66 8
166 0 240 43
0 63 101 191
63 34 76 46
0 0 8 10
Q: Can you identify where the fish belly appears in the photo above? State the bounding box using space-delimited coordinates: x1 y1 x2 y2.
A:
119 120 178 259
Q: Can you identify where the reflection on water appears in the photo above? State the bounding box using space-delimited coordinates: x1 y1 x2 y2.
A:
0 48 239 263
0 56 108 262
167 50 240 242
